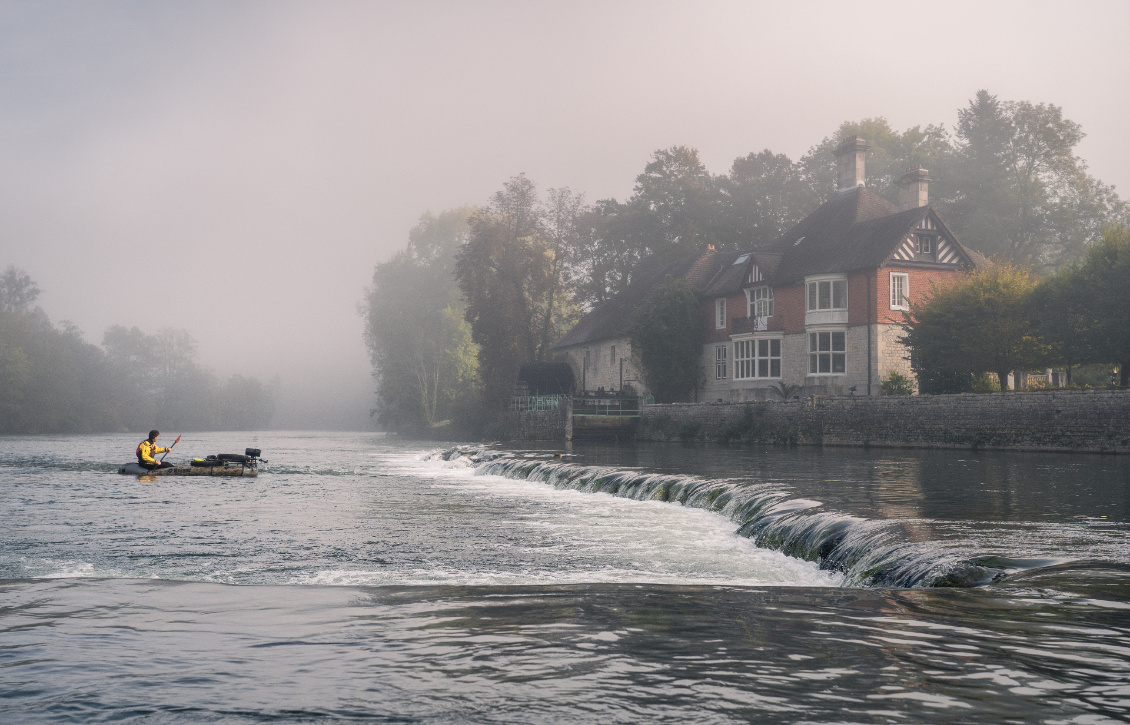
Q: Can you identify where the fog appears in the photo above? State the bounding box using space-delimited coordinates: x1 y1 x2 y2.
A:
2 1 1127 429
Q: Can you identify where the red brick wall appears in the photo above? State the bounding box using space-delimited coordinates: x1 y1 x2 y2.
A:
699 266 970 341
703 293 749 343
774 285 805 333
875 267 966 325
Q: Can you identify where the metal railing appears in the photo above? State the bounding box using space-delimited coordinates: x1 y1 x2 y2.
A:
511 395 566 412
730 315 766 334
572 396 642 419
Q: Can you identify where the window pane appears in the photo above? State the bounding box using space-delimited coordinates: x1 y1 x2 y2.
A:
810 354 818 374
758 359 768 377
832 353 845 374
819 354 830 373
809 332 817 352
832 280 846 308
818 281 831 309
819 332 830 352
832 332 845 351
770 339 780 356
758 339 768 356
808 283 816 311
770 359 780 378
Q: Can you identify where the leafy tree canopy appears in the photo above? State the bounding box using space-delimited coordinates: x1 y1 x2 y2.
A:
902 263 1044 393
364 207 482 432
629 278 703 403
456 176 580 411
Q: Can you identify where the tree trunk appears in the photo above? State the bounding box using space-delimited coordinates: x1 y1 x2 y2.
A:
997 369 1012 392
1120 362 1128 387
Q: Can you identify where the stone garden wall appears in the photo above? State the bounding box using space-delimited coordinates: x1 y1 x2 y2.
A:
637 390 1130 454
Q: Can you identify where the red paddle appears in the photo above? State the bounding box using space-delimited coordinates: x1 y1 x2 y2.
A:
159 435 181 464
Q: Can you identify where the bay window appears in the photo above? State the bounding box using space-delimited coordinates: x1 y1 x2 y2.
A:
807 279 847 311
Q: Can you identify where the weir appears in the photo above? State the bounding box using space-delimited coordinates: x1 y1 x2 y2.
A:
569 395 642 441
456 449 1040 588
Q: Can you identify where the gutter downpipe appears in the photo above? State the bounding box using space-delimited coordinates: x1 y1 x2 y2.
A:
867 271 873 396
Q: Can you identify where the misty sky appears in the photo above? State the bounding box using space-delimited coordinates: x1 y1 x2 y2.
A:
2 1 1128 428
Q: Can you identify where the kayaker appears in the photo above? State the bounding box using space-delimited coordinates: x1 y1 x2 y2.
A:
136 430 173 470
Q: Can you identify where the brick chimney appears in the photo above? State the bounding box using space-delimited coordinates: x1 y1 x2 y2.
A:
897 166 931 211
834 135 869 192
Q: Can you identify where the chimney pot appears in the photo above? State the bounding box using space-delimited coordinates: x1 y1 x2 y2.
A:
897 167 931 211
834 136 870 192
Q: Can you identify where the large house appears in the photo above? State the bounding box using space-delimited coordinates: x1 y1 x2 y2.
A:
552 136 986 399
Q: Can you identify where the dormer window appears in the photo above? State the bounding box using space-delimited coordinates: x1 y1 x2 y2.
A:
916 235 933 255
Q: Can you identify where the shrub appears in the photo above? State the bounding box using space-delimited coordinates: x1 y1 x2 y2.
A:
880 371 915 396
971 373 1000 393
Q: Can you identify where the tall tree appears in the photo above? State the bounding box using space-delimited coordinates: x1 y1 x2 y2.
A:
456 176 578 411
719 149 824 248
0 265 41 314
1036 225 1130 385
948 91 1126 270
799 117 955 207
364 207 481 431
629 278 704 403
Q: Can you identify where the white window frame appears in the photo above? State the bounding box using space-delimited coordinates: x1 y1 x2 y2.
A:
715 298 727 329
715 345 727 379
806 277 848 312
889 272 909 310
808 329 846 375
746 286 774 319
733 336 782 380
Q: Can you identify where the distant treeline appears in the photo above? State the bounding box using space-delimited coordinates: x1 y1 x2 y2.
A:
361 90 1128 432
0 267 275 434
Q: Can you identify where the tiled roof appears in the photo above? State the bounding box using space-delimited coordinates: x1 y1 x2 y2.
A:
554 185 982 348
552 249 728 349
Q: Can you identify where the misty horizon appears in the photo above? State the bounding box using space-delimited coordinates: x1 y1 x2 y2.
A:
3 1 1128 429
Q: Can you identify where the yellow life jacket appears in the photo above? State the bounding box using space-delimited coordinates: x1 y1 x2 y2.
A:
136 440 166 465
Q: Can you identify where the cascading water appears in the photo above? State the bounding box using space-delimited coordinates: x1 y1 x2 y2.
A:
455 448 1042 588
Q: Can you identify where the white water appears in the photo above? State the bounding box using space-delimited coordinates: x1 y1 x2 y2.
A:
1 434 838 588
293 448 841 587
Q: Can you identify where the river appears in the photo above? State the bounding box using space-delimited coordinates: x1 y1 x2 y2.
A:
1 431 1128 723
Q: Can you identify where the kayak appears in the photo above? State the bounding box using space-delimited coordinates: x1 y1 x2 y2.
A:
118 462 257 477
118 448 265 478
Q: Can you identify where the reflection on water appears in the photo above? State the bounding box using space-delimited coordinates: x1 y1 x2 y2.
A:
0 432 1128 723
2 577 1128 724
559 442 1130 525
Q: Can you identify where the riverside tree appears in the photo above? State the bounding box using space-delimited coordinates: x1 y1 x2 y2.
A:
456 176 580 411
363 208 481 431
1034 225 1130 386
0 268 274 433
629 278 703 403
902 263 1045 393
